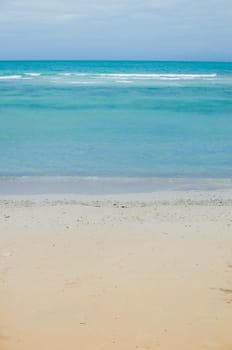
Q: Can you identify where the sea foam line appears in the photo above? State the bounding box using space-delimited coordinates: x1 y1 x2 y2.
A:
57 73 217 79
0 75 23 80
24 73 41 77
0 72 218 82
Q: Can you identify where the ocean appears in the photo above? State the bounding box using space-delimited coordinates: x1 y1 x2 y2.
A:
0 60 232 193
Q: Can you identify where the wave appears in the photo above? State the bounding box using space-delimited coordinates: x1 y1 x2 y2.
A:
91 73 217 80
57 73 218 80
0 72 221 84
0 75 24 80
0 73 40 80
0 72 218 78
24 73 41 77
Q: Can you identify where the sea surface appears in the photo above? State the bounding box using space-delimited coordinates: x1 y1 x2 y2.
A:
0 60 232 193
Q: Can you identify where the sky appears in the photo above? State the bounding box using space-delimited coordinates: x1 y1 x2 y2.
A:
0 0 231 61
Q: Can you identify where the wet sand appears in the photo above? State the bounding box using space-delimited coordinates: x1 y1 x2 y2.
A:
0 192 232 350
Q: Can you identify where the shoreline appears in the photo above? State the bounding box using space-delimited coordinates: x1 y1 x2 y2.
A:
1 176 232 197
0 187 232 206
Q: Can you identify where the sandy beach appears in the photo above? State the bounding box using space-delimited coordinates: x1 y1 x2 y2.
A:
0 191 232 350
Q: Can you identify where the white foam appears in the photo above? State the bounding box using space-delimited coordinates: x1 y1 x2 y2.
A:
59 73 87 76
0 75 23 80
2 72 217 84
55 72 217 82
115 80 132 84
59 73 72 76
25 73 41 77
96 73 217 80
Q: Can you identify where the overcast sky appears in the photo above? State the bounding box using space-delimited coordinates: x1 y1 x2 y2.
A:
0 0 231 60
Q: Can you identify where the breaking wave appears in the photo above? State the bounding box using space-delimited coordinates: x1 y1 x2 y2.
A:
0 72 223 85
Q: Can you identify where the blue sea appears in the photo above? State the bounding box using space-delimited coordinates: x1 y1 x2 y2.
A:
0 60 232 193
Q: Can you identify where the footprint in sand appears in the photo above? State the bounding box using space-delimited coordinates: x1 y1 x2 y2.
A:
0 333 9 345
219 288 232 294
218 288 232 304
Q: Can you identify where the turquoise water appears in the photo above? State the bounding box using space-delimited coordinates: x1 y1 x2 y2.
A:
0 61 232 180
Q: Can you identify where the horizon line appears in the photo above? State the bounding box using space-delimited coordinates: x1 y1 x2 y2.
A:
0 59 232 63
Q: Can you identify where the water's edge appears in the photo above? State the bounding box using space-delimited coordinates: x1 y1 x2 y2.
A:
1 176 232 195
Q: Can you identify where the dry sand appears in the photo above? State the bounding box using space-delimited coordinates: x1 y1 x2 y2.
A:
0 191 232 350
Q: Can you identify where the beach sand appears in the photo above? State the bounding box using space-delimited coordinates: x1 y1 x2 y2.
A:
0 192 232 350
